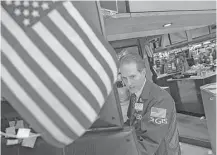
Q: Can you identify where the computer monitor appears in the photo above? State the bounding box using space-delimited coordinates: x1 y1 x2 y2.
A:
90 85 124 128
65 127 141 155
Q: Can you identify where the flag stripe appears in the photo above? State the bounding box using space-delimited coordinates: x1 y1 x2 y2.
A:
47 10 108 106
1 24 92 129
1 80 66 148
30 23 101 114
1 52 78 140
34 14 104 108
57 5 114 93
32 22 98 123
63 2 118 82
1 65 72 145
1 36 85 136
47 9 111 96
1 8 97 123
37 13 107 102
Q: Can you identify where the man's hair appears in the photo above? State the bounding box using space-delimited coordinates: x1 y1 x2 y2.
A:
119 53 146 72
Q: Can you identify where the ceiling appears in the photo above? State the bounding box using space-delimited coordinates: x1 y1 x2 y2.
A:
128 1 216 12
104 10 216 41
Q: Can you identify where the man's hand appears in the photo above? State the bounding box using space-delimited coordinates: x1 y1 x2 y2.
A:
124 119 130 126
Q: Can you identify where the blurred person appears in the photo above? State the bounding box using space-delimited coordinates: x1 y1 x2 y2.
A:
120 53 181 155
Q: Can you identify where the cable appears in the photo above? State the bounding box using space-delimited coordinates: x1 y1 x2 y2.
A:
0 131 41 139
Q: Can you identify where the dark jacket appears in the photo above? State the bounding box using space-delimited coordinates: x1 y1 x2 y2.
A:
126 80 181 155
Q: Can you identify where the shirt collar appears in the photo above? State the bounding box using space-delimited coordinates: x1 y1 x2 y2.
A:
135 78 146 99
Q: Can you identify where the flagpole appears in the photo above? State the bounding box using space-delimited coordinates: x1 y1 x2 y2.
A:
96 0 107 40
116 0 119 13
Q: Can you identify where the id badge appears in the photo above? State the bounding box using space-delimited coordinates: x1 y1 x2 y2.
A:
134 103 143 111
136 114 142 120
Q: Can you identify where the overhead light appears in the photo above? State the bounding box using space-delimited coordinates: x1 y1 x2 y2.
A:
163 23 172 27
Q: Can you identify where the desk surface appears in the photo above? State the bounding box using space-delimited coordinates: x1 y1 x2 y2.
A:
157 72 178 79
167 72 216 82
200 83 216 96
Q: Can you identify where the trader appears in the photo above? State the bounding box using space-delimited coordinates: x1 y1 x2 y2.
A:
119 53 181 155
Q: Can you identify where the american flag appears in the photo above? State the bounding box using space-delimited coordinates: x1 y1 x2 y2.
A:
1 1 118 148
150 107 167 118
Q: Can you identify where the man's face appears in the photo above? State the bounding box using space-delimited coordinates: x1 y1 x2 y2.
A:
120 62 146 94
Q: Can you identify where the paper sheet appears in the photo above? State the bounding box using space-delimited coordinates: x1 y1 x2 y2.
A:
9 121 16 127
21 133 37 148
6 127 16 136
15 120 24 129
6 139 19 145
17 128 30 138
